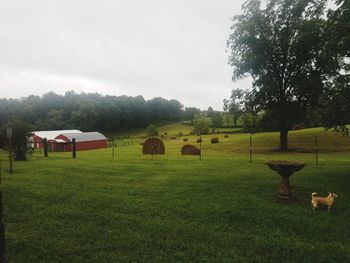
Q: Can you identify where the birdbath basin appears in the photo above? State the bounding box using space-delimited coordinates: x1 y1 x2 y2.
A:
266 160 307 200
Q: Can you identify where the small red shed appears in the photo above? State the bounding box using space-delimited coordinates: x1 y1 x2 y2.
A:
54 132 107 151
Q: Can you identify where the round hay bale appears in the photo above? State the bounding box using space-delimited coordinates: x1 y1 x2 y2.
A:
197 138 203 143
224 135 229 138
142 137 165 155
183 138 188 142
181 144 200 155
211 137 219 144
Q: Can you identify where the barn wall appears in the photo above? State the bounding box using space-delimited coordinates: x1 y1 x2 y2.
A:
55 134 70 142
32 135 43 148
76 140 107 151
52 143 70 152
53 134 107 151
34 134 108 152
32 135 55 149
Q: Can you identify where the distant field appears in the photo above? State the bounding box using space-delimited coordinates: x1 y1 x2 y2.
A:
1 127 349 262
106 122 242 138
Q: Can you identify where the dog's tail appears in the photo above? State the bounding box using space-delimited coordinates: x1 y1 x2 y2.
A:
311 192 318 198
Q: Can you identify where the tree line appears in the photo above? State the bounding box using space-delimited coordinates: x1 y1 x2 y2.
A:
0 91 202 133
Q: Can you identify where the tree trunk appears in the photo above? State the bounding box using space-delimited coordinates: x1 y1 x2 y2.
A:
280 130 288 151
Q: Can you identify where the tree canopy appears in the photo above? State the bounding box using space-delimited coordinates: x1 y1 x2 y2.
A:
321 0 350 133
223 88 244 127
227 0 328 150
0 92 184 134
0 119 33 161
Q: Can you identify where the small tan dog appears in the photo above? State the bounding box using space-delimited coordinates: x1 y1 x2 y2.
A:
311 192 338 212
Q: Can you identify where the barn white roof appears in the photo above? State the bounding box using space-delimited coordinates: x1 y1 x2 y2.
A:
58 132 107 142
33 130 82 140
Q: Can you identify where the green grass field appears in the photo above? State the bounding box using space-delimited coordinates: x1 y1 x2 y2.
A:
1 126 350 262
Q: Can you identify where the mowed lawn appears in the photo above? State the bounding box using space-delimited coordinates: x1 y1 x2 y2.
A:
1 128 350 262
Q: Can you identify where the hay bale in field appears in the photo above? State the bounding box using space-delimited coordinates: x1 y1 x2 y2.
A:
224 135 229 138
142 137 165 154
197 138 203 143
183 138 188 142
211 137 219 144
181 144 200 155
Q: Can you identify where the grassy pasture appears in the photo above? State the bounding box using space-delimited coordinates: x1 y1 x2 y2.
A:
1 127 350 262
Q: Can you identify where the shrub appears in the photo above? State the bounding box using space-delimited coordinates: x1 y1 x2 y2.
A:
239 113 262 134
146 124 159 137
193 113 210 134
183 138 188 142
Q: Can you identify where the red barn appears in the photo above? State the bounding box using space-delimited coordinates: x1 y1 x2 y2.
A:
31 130 82 150
54 132 107 151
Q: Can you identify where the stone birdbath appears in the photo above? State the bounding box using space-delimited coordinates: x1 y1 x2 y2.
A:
266 160 307 200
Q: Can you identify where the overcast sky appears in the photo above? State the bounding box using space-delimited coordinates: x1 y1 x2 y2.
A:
0 0 251 110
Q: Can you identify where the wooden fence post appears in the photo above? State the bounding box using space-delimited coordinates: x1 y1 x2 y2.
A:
43 138 48 158
72 138 76 159
249 136 252 164
199 134 202 161
0 160 7 263
315 135 319 165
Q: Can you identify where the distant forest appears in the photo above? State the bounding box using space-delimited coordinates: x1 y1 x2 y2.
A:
0 91 200 133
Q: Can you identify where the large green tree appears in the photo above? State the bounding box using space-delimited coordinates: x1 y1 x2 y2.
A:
321 0 350 133
193 113 210 135
1 120 33 161
223 88 244 127
228 0 327 151
183 107 201 124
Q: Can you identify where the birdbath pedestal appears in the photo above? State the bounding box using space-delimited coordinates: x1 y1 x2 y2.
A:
266 160 307 200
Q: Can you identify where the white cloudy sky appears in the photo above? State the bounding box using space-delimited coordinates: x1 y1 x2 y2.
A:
0 0 251 110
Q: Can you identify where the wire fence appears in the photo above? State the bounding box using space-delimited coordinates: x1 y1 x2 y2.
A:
1 131 349 175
